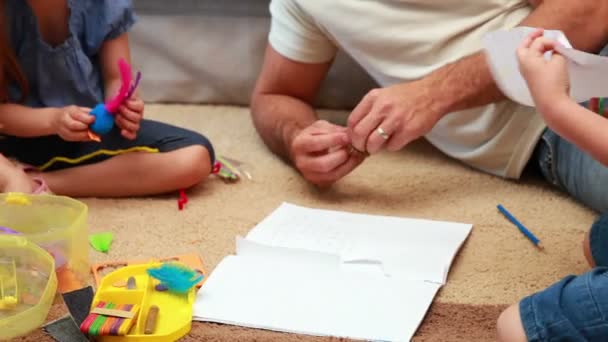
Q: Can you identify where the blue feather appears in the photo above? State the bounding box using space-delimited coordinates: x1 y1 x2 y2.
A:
146 263 203 293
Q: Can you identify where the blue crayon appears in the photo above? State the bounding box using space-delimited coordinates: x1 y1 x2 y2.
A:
497 204 543 249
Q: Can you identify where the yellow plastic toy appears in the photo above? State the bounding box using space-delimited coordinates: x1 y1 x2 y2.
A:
91 254 207 289
0 193 89 293
0 257 18 310
0 235 57 340
84 262 199 341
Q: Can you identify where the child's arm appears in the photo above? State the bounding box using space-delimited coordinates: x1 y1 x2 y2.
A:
539 97 608 165
100 33 131 101
99 33 143 141
0 104 59 137
0 104 94 141
518 29 608 166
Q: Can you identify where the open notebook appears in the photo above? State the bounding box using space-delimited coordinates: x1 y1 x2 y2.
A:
193 203 472 341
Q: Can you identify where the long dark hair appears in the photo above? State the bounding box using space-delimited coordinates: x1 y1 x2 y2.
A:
0 0 27 102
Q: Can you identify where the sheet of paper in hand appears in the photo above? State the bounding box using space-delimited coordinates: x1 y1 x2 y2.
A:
483 26 608 107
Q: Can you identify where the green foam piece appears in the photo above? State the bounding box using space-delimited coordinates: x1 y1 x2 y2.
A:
89 232 114 253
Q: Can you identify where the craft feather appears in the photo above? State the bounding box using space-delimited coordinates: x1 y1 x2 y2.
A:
146 263 202 293
105 58 133 113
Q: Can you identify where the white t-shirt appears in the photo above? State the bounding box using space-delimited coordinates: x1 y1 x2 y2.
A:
268 0 546 179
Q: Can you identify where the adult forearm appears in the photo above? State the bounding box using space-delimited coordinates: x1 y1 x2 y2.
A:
251 93 317 162
0 104 58 137
422 52 503 117
422 0 608 117
520 1 608 52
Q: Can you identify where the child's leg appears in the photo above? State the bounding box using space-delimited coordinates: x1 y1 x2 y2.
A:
497 304 527 342
497 269 608 342
0 154 36 193
585 212 608 268
532 129 608 213
41 145 210 197
1 119 215 197
584 229 595 267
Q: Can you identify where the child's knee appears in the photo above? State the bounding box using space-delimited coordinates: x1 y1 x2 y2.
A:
497 304 527 342
186 132 215 166
174 146 212 188
586 213 608 267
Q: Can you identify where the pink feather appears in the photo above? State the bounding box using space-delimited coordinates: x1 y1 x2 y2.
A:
105 58 133 113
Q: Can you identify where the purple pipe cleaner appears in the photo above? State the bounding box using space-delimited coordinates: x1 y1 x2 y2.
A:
0 226 21 235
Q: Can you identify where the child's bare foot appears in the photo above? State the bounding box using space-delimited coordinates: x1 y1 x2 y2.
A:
4 169 37 193
0 156 37 193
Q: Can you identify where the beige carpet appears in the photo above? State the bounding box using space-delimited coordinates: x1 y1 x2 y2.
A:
15 104 596 341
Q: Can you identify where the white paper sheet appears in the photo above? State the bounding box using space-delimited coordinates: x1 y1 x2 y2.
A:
194 203 472 341
246 203 472 284
195 239 441 342
483 26 608 107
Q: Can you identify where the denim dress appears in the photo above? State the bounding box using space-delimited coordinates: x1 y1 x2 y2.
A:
7 0 136 107
1 0 214 170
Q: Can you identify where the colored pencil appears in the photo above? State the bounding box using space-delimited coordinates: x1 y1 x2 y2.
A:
497 204 543 249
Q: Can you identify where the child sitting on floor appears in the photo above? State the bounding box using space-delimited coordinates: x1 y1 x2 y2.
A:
0 154 43 193
496 29 608 342
0 0 214 197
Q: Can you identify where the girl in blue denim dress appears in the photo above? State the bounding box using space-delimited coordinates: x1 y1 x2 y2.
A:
0 0 215 197
496 29 608 342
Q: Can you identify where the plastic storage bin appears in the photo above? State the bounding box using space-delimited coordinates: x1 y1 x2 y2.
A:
0 193 89 293
0 235 57 340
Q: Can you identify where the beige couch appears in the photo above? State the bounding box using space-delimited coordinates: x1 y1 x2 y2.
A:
131 0 377 109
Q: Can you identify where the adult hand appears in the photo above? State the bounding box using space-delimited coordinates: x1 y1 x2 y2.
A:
347 81 442 155
290 120 366 187
517 29 570 109
54 105 95 141
116 95 144 140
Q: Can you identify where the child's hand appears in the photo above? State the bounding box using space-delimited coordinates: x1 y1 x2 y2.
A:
54 106 95 141
517 29 570 110
116 95 144 140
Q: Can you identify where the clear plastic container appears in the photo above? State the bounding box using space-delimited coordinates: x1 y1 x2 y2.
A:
0 235 57 340
0 193 89 293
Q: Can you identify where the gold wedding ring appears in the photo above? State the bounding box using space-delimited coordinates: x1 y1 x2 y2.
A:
376 127 390 140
